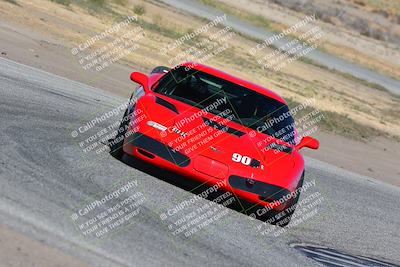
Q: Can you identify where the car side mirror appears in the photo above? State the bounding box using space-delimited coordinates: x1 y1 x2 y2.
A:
130 72 149 93
296 136 319 150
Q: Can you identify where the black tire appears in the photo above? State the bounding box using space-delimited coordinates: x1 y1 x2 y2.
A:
109 106 129 159
277 172 304 227
266 172 305 227
150 66 170 74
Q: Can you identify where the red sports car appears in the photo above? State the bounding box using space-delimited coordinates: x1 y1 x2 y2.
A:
111 62 319 226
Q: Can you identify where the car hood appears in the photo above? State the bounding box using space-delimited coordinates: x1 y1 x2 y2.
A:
152 98 295 175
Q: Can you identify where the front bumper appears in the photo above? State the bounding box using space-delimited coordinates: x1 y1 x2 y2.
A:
123 133 294 211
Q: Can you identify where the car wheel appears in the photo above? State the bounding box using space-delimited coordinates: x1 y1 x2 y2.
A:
266 171 305 227
110 106 130 159
150 66 170 74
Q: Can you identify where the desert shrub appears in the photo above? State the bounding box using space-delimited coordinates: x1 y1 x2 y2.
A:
113 0 128 5
50 0 71 6
133 4 145 15
89 0 106 7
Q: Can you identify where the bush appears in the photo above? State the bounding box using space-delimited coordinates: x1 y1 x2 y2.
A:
50 0 71 6
89 0 106 7
133 4 145 15
113 0 128 5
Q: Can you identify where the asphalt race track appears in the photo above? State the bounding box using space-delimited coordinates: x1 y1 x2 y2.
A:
0 58 399 267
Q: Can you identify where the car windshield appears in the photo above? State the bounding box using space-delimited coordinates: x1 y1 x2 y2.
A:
153 66 295 144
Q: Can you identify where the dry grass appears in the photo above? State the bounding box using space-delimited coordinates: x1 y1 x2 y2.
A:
351 0 400 18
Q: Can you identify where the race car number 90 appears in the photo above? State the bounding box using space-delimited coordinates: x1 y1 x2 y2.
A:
232 153 252 165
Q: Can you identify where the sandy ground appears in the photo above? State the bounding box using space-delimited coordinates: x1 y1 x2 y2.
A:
0 224 89 267
0 19 133 96
303 132 400 187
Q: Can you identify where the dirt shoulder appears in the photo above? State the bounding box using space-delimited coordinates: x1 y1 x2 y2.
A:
0 224 90 267
303 132 400 187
